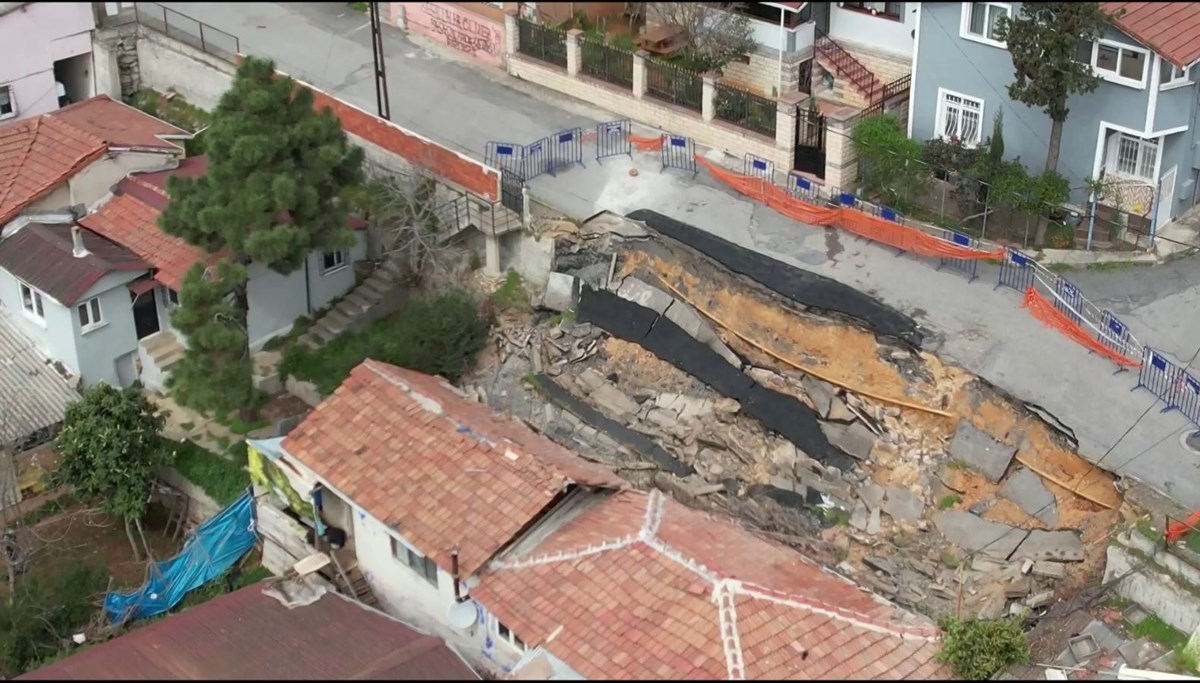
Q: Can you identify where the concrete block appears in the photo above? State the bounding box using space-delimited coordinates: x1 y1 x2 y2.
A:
819 421 877 460
999 467 1058 526
1011 530 1084 563
949 419 1018 483
933 511 1029 561
615 276 673 314
882 486 924 523
543 272 579 312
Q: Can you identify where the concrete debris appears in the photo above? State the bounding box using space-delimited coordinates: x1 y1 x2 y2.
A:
1030 560 1067 579
866 507 882 535
801 376 836 417
933 511 1029 561
769 441 799 473
850 502 869 531
948 419 1018 483
1010 530 1084 563
999 467 1059 527
543 272 579 312
882 486 924 523
616 276 673 314
858 482 885 511
713 397 740 415
579 211 651 239
591 383 640 420
1026 590 1054 609
818 420 877 460
575 368 606 393
654 393 713 420
825 395 857 423
1119 639 1165 669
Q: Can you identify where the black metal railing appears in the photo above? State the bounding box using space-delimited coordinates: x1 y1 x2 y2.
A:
714 82 777 138
645 59 702 112
517 17 568 67
133 2 240 63
580 37 635 89
860 74 912 119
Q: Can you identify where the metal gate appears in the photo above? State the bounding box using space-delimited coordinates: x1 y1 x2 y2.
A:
661 134 697 175
500 171 523 213
794 107 826 178
596 119 632 162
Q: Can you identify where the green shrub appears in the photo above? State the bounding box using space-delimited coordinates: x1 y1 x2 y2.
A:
492 271 531 312
0 563 108 676
167 439 250 506
851 114 927 211
937 617 1030 680
280 290 493 394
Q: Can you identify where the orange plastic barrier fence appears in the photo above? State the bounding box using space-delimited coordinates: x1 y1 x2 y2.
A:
1020 288 1140 369
696 156 1005 261
1167 512 1200 544
630 134 664 151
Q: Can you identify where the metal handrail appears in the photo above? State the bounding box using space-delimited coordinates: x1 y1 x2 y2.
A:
813 26 880 100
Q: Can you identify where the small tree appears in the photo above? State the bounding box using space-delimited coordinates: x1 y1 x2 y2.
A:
55 384 170 560
937 617 1030 680
160 56 364 418
995 3 1111 174
852 114 927 211
646 3 755 71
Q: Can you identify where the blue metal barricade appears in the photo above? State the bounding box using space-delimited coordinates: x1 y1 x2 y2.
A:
744 154 774 183
838 191 857 208
544 127 585 176
1179 373 1200 426
1098 310 1136 364
787 173 818 201
935 229 979 282
1054 276 1085 325
995 248 1035 293
595 119 632 162
522 137 551 181
1136 347 1184 413
485 141 525 176
661 135 697 174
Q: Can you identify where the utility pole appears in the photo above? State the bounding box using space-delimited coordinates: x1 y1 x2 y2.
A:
369 2 391 121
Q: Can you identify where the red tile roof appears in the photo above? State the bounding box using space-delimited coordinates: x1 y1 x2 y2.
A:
18 582 479 680
0 116 106 225
50 95 188 150
281 360 628 577
1103 2 1200 68
0 222 148 305
475 489 950 681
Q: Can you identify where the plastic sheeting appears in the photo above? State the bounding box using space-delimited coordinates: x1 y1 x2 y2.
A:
104 488 257 624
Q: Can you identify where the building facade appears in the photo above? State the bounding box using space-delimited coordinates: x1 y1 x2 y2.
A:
0 2 96 122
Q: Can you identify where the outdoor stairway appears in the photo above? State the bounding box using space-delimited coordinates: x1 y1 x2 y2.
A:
331 554 380 608
142 330 186 376
814 30 883 104
298 259 404 349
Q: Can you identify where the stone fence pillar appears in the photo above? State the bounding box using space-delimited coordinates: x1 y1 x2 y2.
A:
702 72 718 123
774 91 806 174
633 50 648 99
504 10 519 61
566 29 582 77
824 108 860 190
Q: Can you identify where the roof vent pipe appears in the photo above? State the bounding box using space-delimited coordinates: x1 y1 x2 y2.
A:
71 225 89 258
451 547 465 603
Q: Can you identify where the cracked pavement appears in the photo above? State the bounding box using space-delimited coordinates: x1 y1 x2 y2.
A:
162 1 1200 509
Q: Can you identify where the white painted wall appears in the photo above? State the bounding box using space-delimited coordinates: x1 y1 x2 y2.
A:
829 3 917 58
305 233 368 312
136 28 234 111
71 270 145 387
0 270 81 378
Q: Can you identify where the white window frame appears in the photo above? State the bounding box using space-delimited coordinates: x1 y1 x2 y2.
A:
1106 132 1160 183
320 250 347 275
165 287 180 308
494 617 527 652
1160 58 1192 90
959 2 1011 49
18 281 46 324
0 85 15 121
1085 39 1151 89
77 297 105 333
390 537 438 587
934 88 985 148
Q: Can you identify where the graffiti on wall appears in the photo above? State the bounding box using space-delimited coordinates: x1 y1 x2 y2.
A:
412 3 504 66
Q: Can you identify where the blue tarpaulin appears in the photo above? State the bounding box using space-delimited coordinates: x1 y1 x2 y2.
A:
104 488 258 623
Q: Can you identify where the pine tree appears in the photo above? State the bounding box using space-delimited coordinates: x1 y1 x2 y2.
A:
159 56 364 416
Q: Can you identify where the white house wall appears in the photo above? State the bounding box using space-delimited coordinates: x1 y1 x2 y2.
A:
305 233 368 313
0 269 80 379
71 270 145 387
829 3 918 59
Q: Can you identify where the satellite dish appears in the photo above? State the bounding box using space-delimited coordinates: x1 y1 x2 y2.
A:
447 600 478 631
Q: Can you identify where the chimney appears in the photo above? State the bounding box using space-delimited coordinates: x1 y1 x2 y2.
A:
71 225 89 258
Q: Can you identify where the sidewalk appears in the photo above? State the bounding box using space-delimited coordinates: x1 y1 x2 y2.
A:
161 2 1200 509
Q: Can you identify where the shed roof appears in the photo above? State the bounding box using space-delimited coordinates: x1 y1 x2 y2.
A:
1102 2 1200 68
0 222 148 305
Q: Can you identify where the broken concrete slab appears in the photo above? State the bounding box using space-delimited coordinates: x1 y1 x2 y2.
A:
1031 561 1067 579
999 467 1059 527
1010 530 1084 563
576 368 607 393
1027 590 1054 609
850 502 869 531
882 486 924 523
591 383 640 420
580 211 651 239
662 299 742 368
826 396 856 423
543 272 579 312
949 420 1018 483
801 376 836 417
655 393 713 420
933 511 1030 561
819 421 877 461
858 482 885 511
770 441 799 473
615 276 673 314
1118 639 1161 669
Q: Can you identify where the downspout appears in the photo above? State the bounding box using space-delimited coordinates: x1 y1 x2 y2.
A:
450 547 465 602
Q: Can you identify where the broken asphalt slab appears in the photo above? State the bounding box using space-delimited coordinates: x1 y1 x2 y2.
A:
933 511 1029 561
999 467 1059 527
616 276 741 367
625 209 923 346
949 419 1018 483
1009 530 1084 563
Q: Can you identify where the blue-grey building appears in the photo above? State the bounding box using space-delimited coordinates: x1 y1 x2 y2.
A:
908 2 1200 232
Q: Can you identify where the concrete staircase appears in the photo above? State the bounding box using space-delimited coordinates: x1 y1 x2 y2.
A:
297 260 403 349
814 29 883 105
140 330 187 391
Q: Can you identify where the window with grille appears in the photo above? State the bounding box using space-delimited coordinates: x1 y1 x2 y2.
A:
961 2 1010 46
936 89 984 147
1110 133 1158 182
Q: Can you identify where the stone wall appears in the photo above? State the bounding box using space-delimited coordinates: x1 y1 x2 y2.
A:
720 48 810 99
93 25 141 98
136 27 235 110
1106 528 1200 635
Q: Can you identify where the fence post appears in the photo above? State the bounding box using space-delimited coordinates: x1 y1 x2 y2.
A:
824 107 859 191
566 29 582 77
633 50 648 99
702 72 718 123
504 10 519 62
776 91 804 173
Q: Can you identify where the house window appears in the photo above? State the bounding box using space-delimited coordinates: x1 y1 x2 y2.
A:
1161 60 1190 89
482 1 502 7
166 288 180 307
320 250 346 274
0 86 14 120
935 88 984 147
1080 40 1149 88
391 537 438 587
961 2 1010 47
1108 133 1159 183
18 282 45 321
77 297 104 332
496 619 526 652
842 2 905 20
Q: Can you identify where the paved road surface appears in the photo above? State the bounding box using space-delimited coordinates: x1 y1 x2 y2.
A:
161 2 1200 509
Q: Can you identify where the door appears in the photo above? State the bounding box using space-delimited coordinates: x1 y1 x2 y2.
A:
1156 166 1177 229
132 291 160 340
794 106 827 178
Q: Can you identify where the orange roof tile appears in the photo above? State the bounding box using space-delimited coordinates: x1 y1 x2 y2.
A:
0 116 106 225
475 490 950 681
1103 2 1200 68
50 95 189 150
281 360 628 576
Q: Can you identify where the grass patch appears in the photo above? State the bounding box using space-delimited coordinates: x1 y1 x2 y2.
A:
938 494 962 510
820 507 850 526
127 89 210 133
347 1 367 12
1047 263 1073 273
280 290 492 395
546 310 577 327
937 616 1030 680
165 439 250 507
1130 614 1189 652
175 564 273 612
1136 517 1164 543
492 271 531 312
21 493 80 527
1086 260 1150 271
0 562 108 676
941 548 960 568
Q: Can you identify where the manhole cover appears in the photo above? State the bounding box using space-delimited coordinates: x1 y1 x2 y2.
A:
1181 430 1200 454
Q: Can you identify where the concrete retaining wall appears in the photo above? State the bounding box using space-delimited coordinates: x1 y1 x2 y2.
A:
1106 530 1200 635
136 28 234 109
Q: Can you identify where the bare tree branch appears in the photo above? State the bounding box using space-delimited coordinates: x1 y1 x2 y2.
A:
645 2 756 70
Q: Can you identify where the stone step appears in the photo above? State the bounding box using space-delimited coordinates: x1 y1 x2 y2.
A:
309 323 337 344
156 346 187 371
322 310 352 335
360 277 392 298
141 331 179 355
341 290 375 313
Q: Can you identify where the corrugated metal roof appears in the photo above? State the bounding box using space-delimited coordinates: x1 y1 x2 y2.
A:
0 310 79 445
0 223 149 306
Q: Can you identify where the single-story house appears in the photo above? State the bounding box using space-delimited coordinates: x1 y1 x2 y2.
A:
248 358 949 679
18 576 480 680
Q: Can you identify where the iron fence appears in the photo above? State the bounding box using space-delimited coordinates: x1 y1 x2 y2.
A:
134 2 240 63
714 82 776 138
517 17 568 68
645 59 702 112
579 37 635 89
860 74 911 119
